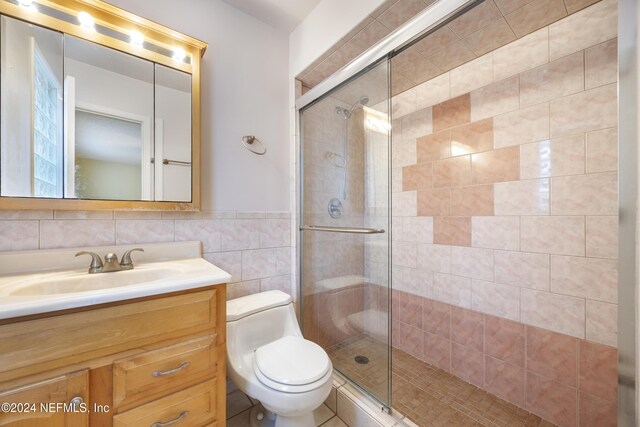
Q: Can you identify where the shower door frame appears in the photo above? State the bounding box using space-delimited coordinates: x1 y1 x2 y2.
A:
295 0 483 413
297 56 394 410
617 0 638 424
297 0 639 422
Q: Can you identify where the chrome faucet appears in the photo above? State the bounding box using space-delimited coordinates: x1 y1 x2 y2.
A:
76 248 144 274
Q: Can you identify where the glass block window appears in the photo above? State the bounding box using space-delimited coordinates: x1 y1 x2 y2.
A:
33 48 61 198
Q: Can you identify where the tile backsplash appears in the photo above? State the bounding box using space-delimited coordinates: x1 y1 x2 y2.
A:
0 210 294 300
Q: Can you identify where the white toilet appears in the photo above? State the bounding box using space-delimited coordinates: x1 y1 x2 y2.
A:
226 290 333 427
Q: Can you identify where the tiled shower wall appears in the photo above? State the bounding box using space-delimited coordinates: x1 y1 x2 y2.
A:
301 96 368 347
0 210 293 300
388 0 618 425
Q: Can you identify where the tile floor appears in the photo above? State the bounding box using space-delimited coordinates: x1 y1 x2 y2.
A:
328 335 559 426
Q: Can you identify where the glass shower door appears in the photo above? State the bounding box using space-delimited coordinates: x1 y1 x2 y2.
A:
299 59 391 407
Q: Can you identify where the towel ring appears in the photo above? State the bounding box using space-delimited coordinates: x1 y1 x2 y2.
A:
242 135 266 155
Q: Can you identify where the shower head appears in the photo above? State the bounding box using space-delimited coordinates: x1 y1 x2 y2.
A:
335 95 369 119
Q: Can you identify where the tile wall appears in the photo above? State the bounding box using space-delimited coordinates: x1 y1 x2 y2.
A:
386 0 618 425
392 291 617 426
0 209 293 300
391 0 618 346
296 0 606 96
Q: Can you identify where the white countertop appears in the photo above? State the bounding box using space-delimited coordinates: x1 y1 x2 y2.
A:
0 241 231 320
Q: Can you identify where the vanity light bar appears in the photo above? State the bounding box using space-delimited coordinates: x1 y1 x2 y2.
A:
3 0 193 66
129 29 144 47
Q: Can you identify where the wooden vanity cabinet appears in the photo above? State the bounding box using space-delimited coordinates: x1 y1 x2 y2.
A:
0 285 226 427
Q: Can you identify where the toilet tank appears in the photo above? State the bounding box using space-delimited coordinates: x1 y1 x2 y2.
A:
226 291 302 356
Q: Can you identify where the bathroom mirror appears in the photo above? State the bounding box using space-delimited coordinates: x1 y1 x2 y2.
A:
0 0 206 211
64 34 154 201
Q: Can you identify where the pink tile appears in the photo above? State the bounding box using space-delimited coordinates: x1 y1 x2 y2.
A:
450 118 494 156
451 342 484 386
417 188 451 216
578 340 618 402
433 216 471 247
526 326 578 387
484 356 525 407
422 297 451 339
485 315 525 367
423 331 451 372
400 322 423 359
433 155 471 188
432 94 471 132
579 391 617 427
471 146 520 185
417 130 451 162
526 371 577 427
403 163 434 191
392 289 401 321
392 318 401 348
318 319 338 348
451 306 484 352
399 291 423 329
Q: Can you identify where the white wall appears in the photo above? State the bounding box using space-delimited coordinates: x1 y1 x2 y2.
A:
109 0 290 212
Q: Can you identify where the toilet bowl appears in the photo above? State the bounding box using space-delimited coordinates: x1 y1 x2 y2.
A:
227 290 333 427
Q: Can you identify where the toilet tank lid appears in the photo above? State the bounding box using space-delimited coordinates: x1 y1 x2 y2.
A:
227 290 292 321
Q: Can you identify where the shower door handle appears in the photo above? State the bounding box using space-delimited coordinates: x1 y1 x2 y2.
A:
300 225 385 234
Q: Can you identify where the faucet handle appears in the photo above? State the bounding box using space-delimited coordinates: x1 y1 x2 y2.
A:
121 248 144 270
104 253 119 264
75 251 104 274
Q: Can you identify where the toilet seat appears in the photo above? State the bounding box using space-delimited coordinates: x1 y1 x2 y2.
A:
253 336 331 393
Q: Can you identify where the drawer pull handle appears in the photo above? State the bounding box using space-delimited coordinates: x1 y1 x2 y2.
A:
152 361 190 377
151 411 188 427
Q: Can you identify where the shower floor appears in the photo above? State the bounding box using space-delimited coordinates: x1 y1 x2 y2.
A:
326 335 557 427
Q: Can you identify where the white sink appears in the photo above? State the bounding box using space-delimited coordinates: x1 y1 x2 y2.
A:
7 264 188 296
0 241 231 319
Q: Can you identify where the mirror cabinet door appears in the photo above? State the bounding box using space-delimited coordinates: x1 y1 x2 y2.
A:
154 64 192 202
1 16 64 199
64 35 154 201
0 16 194 204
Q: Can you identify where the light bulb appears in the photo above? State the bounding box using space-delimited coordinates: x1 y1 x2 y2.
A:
77 11 95 30
130 30 144 47
17 0 33 7
172 47 186 63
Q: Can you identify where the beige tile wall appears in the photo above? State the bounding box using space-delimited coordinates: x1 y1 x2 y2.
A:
390 0 618 347
296 0 606 97
0 209 293 300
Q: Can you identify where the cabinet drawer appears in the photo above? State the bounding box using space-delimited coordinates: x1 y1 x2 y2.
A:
0 289 218 383
113 335 216 408
113 379 217 427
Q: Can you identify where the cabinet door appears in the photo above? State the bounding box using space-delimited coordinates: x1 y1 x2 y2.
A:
0 370 88 426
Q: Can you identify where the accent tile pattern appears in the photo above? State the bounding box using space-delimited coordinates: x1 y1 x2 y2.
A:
390 0 618 347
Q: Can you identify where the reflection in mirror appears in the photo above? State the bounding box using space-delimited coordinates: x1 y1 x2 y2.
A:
0 16 64 198
63 35 154 201
154 64 192 202
74 110 142 200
